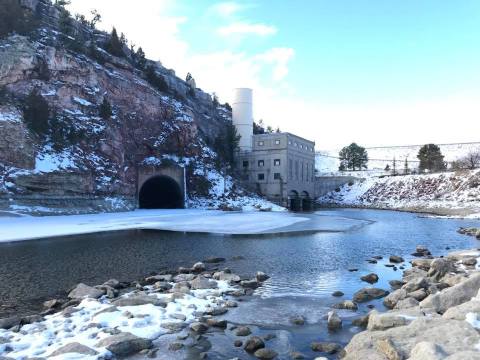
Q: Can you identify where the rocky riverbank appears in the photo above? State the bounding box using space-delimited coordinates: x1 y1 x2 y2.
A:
0 258 277 359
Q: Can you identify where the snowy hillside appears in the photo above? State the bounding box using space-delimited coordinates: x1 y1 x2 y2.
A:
317 170 480 217
316 142 480 175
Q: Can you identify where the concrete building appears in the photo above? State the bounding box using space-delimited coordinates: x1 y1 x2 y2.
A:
232 88 316 209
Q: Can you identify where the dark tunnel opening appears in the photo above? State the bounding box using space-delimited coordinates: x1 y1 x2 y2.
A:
138 175 184 209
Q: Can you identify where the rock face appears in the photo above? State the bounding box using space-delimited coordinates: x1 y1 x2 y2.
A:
95 332 152 356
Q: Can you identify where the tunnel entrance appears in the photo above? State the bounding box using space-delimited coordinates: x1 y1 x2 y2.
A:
138 175 184 209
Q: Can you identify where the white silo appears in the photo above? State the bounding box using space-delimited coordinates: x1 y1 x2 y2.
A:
232 88 253 152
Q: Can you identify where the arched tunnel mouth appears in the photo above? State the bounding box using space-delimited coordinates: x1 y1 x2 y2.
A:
138 175 184 209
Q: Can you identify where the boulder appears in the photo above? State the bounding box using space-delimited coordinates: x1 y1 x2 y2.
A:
403 277 428 293
192 262 206 272
68 283 104 299
256 272 270 282
244 336 265 353
352 314 370 328
190 276 218 290
427 258 456 282
95 332 152 357
0 316 20 330
353 288 389 303
204 257 226 263
190 322 209 333
333 299 358 311
311 342 342 354
409 289 428 301
50 342 98 356
332 290 344 297
389 280 405 290
409 341 446 360
443 299 480 321
113 295 167 307
361 273 379 284
394 297 419 310
289 315 306 325
327 311 342 331
411 258 434 270
241 279 260 289
206 318 227 328
213 271 241 282
389 255 404 263
236 326 252 336
254 348 278 359
367 310 410 331
376 338 402 360
383 289 407 309
420 273 480 313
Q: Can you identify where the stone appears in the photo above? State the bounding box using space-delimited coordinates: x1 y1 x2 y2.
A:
145 274 173 283
353 288 389 303
234 340 243 347
409 341 446 360
443 299 480 320
376 339 401 360
169 313 187 321
95 332 152 357
463 258 477 266
204 257 226 263
311 342 341 354
389 280 405 290
190 322 209 333
68 283 104 299
332 290 344 297
161 322 186 332
289 315 305 325
206 318 227 328
290 351 306 359
154 281 172 291
192 262 206 272
403 277 428 293
361 273 379 284
411 259 434 270
43 299 61 309
383 289 407 309
420 273 480 313
168 342 184 351
113 295 167 307
213 271 241 282
256 272 270 282
367 310 409 331
389 255 404 263
244 336 265 353
428 258 456 282
204 307 228 316
173 274 195 283
333 300 358 311
235 326 252 336
348 268 359 272
254 348 278 359
394 297 420 310
327 311 342 331
241 279 260 289
50 342 98 356
263 333 276 341
190 276 218 290
103 279 122 289
352 314 370 328
409 289 428 301
0 316 20 330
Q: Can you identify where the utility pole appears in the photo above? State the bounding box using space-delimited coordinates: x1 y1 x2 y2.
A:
404 157 409 175
393 157 396 176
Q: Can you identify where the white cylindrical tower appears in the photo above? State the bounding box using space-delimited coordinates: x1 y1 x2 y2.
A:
232 88 253 152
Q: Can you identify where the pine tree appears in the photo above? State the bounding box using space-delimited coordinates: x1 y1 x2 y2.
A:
417 144 446 172
99 98 112 119
106 27 124 57
135 47 146 69
339 143 368 171
23 89 50 136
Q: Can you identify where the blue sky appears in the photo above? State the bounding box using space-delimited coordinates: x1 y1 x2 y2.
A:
68 1 480 149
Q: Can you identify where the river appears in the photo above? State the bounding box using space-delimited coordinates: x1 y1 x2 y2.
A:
0 209 479 359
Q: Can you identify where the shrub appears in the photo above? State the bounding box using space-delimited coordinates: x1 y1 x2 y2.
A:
23 89 50 136
99 98 112 120
145 65 169 93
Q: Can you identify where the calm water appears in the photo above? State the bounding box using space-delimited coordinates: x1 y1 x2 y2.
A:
1 209 479 359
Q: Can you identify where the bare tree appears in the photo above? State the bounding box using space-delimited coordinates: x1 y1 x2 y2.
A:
452 150 480 170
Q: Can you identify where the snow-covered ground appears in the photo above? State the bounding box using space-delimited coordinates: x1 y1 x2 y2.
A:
0 209 311 242
318 170 480 218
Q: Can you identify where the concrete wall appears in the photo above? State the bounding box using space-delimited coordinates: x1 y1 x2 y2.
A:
314 176 361 198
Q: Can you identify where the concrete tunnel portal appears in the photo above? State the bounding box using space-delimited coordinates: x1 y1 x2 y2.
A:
138 175 184 209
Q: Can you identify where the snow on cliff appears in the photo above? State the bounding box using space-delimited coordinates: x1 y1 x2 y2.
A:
318 170 480 217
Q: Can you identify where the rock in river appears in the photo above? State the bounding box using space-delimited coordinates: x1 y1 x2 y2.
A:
95 332 152 357
389 255 404 263
254 348 278 359
311 342 342 354
68 283 104 299
190 275 218 290
327 311 342 331
244 336 265 353
353 288 389 303
361 273 379 284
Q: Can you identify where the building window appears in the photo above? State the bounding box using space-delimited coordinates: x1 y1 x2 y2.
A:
301 162 304 181
300 144 303 149
306 163 309 182
258 173 265 181
258 141 264 146
258 160 264 167
288 140 292 145
274 173 281 180
242 160 249 168
289 159 293 180
295 161 299 180
274 159 281 166
274 139 280 145
294 142 298 147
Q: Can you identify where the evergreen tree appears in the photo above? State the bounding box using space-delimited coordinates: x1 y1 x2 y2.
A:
339 143 368 171
99 98 112 119
144 65 169 92
106 27 124 57
417 144 446 172
135 47 146 69
213 123 240 169
23 89 50 136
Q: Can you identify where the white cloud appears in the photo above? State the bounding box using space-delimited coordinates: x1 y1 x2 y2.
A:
210 2 243 17
255 48 295 81
217 22 277 37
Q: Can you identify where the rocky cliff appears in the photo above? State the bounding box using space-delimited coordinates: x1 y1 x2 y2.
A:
0 0 270 214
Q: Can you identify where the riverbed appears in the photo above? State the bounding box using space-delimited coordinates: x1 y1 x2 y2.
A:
1 209 479 359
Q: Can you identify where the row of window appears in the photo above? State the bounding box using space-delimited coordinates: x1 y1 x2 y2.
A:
243 173 282 181
288 159 315 182
243 159 281 168
257 139 281 146
255 139 314 152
